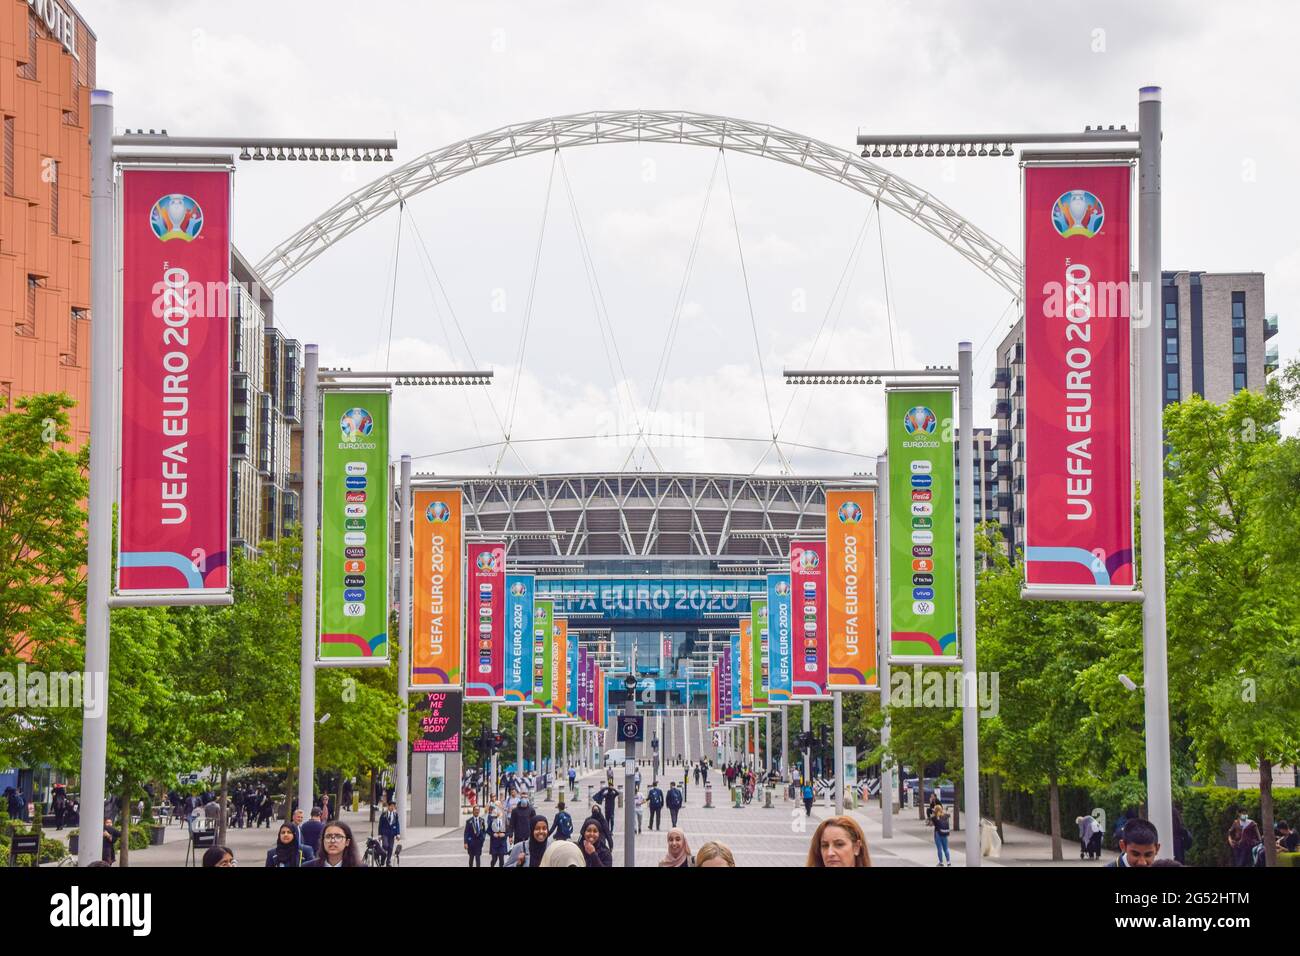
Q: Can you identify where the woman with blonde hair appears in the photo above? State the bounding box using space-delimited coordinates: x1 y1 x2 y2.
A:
806 815 871 867
695 841 736 867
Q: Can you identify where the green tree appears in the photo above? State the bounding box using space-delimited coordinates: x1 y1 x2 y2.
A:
1161 386 1300 865
976 528 1109 860
171 534 304 841
0 394 88 770
103 607 215 866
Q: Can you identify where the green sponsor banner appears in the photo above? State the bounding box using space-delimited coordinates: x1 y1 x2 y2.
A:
533 599 554 707
887 390 957 658
750 597 768 707
320 392 390 660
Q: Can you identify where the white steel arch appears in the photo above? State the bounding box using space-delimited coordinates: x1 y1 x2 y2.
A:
255 110 1023 296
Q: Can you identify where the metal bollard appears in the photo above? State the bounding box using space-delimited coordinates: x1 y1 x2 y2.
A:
546 786 553 803
764 788 772 809
732 786 742 809
704 786 713 809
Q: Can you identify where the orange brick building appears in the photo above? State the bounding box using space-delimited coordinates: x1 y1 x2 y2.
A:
0 0 95 445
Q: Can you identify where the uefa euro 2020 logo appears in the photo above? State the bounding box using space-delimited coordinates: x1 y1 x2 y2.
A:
476 550 502 573
837 501 862 524
903 406 938 435
510 581 527 597
1052 189 1104 238
792 548 820 573
339 408 373 443
150 194 204 242
426 501 451 523
774 580 790 597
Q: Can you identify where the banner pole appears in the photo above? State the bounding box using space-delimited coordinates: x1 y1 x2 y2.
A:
958 340 982 866
397 455 411 833
517 705 524 776
833 691 844 815
801 700 811 783
877 451 893 839
78 90 114 866
1138 86 1174 858
490 702 499 797
298 344 320 819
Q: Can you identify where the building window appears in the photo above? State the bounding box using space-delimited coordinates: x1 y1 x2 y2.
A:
1231 291 1247 392
0 381 10 411
3 117 14 197
48 159 58 234
1166 372 1178 391
18 276 39 336
19 18 37 81
1164 301 1178 328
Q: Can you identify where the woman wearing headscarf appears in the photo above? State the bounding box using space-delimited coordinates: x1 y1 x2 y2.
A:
579 818 613 867
265 822 315 867
508 815 550 867
586 805 613 851
659 827 693 867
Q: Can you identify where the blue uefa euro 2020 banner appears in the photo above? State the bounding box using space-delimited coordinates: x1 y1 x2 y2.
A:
767 573 793 702
505 574 534 703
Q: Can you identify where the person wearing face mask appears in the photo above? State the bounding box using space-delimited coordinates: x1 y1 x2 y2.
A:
806 815 871 867
509 794 537 845
265 822 315 867
659 827 693 867
487 804 510 867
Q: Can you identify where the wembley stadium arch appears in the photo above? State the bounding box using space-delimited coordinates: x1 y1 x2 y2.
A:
264 111 1019 714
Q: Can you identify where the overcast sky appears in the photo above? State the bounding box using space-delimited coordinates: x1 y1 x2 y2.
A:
85 0 1300 475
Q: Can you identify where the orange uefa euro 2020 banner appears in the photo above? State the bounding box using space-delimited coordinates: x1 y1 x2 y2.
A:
553 618 569 716
826 489 878 689
413 489 462 689
739 618 754 713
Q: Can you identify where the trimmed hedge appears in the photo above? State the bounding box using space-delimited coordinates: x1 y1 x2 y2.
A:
980 779 1300 865
1180 787 1300 867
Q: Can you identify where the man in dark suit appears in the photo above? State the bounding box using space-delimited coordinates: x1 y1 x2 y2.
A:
463 805 487 866
378 801 401 866
1106 818 1160 867
299 807 325 858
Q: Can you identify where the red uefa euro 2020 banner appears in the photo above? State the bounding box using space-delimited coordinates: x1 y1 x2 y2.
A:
466 542 506 700
1023 164 1134 592
118 169 231 596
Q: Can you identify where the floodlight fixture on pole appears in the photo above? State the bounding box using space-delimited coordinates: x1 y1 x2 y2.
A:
113 131 399 163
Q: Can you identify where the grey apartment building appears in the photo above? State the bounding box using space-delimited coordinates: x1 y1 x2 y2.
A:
230 248 304 557
991 270 1279 556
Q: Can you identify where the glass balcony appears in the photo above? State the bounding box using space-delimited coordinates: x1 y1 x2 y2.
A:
1266 343 1279 376
991 367 1010 389
1264 314 1278 340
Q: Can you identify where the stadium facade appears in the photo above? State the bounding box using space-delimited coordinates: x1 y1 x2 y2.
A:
436 472 859 710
